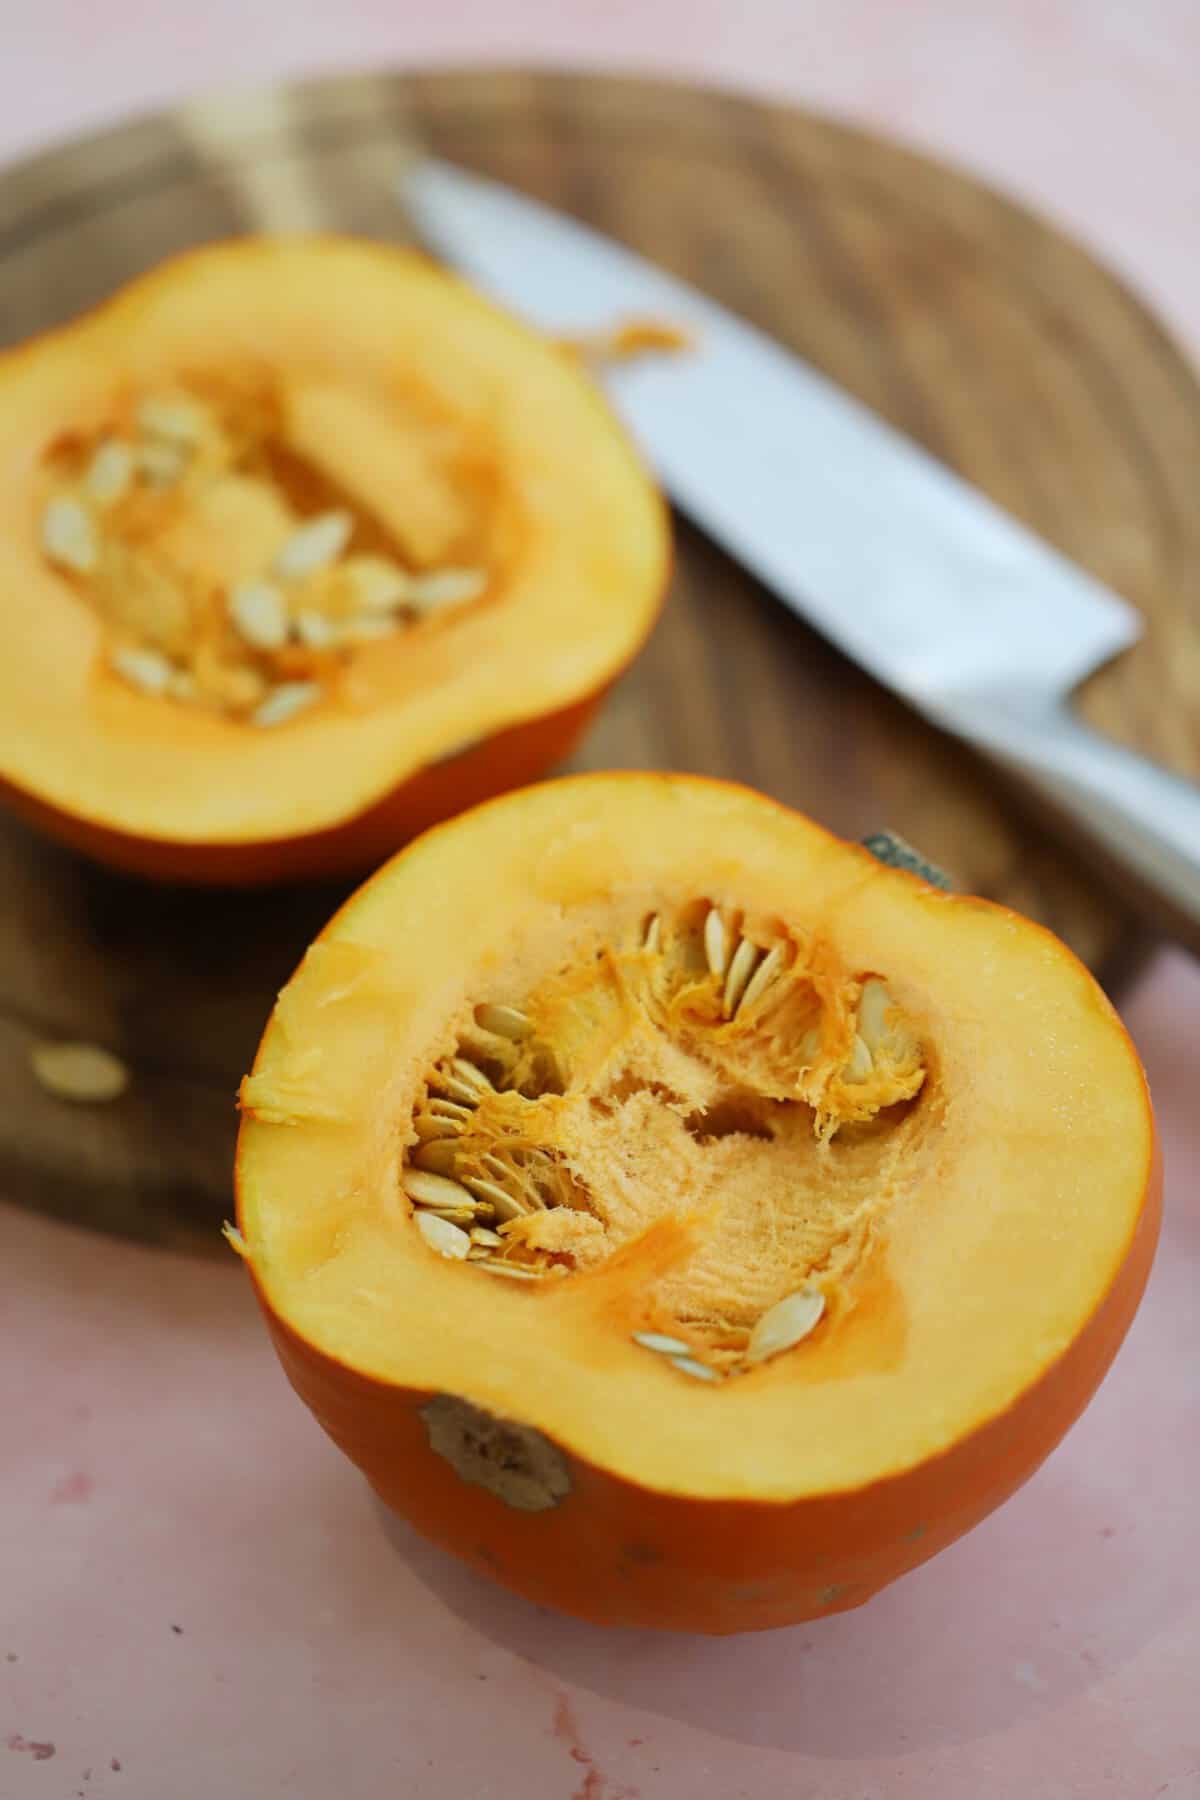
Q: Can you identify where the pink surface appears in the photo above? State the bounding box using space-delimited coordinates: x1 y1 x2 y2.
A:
3 5 1200 1798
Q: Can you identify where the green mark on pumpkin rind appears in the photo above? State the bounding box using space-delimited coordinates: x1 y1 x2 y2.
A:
861 831 953 892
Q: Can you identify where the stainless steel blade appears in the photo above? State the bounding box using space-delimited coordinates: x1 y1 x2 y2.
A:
402 157 1140 710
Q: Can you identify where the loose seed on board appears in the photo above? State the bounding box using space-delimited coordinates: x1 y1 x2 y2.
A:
632 1331 692 1356
402 1167 477 1210
670 1356 721 1382
251 682 322 728
30 1040 129 1104
273 510 353 580
745 1286 826 1365
723 938 762 1016
737 942 787 1014
414 1211 471 1259
475 1003 532 1041
408 568 487 611
41 496 98 574
229 582 288 652
82 439 134 505
703 907 729 979
111 645 173 696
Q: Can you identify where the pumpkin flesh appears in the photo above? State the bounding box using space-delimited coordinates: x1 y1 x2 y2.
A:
235 774 1160 1631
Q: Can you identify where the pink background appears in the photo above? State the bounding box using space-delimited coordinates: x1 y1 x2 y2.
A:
3 4 1198 1797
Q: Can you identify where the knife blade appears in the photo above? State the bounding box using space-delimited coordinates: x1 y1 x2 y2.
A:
401 157 1200 953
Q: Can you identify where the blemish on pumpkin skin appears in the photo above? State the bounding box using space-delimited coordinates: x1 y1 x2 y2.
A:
50 1470 93 1504
904 1522 928 1542
6 1735 56 1760
621 1541 662 1566
818 1584 846 1606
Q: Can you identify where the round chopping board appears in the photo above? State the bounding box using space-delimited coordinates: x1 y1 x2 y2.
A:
1 68 1198 1255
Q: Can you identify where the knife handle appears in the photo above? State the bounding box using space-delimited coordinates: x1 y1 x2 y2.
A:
942 696 1200 958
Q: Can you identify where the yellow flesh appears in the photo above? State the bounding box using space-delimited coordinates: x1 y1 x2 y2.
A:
0 240 666 842
238 776 1153 1499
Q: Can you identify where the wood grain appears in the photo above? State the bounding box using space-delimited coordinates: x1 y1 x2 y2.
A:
1 69 1197 1253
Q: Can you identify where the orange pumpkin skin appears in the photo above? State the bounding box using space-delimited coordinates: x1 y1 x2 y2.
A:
0 692 599 886
233 773 1162 1634
255 1138 1159 1634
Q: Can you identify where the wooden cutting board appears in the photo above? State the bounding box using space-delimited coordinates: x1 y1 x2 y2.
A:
2 69 1198 1254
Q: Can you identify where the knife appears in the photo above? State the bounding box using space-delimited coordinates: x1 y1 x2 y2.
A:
402 158 1200 953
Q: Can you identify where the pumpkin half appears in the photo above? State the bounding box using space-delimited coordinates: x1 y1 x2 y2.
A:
233 774 1160 1633
0 239 668 882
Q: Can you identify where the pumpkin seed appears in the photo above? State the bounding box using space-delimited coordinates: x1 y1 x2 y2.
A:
41 496 98 573
432 1071 486 1106
136 440 188 487
111 645 173 695
408 567 487 611
745 1285 825 1365
841 1036 874 1084
461 1177 529 1222
273 510 353 580
30 1040 129 1104
83 439 134 505
413 1139 461 1173
642 914 662 953
451 1057 494 1095
475 1003 532 1041
670 1356 721 1382
229 582 288 652
402 1168 477 1210
414 1112 466 1142
426 1097 474 1124
723 938 762 1016
136 394 207 444
703 906 729 978
738 942 787 1014
632 1331 692 1356
476 1261 543 1281
343 555 414 612
414 1211 471 1259
294 609 338 650
251 681 322 728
